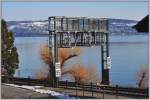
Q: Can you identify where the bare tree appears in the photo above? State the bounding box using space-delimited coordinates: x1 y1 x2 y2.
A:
39 44 100 84
136 65 149 89
39 44 82 77
68 64 101 84
40 44 52 65
35 68 47 80
58 47 82 74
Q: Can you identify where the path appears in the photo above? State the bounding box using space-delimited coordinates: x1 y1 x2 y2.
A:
1 84 57 99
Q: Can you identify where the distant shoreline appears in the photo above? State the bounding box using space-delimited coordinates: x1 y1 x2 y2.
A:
14 34 48 37
14 33 148 37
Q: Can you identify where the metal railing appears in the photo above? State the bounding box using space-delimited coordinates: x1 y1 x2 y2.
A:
3 77 149 99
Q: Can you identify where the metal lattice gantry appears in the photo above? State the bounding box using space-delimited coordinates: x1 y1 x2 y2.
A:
48 16 110 86
48 16 109 47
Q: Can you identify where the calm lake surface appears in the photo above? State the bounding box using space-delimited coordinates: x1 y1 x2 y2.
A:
14 34 149 87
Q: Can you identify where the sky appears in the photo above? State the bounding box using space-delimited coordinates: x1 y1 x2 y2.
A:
2 1 149 21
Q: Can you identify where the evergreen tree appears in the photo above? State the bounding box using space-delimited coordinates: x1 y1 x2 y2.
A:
1 19 19 79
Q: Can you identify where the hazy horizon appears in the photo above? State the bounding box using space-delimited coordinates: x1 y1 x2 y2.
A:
2 1 148 21
5 17 143 22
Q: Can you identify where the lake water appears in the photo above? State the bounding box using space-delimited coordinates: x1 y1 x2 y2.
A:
14 34 149 87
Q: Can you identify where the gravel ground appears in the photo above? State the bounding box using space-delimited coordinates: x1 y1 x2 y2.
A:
1 84 58 99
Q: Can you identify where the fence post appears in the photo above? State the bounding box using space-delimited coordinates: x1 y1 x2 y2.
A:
57 80 59 88
11 77 14 84
91 82 93 97
102 86 104 99
83 83 84 96
146 87 149 98
66 80 68 89
76 82 78 97
116 85 118 99
53 79 55 87
65 80 68 94
96 83 98 97
43 79 45 86
56 79 58 88
44 79 47 87
28 76 30 86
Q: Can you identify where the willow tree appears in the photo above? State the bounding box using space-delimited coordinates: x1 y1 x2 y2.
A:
1 19 19 80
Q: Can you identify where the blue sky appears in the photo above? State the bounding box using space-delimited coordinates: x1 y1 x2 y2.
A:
2 1 148 21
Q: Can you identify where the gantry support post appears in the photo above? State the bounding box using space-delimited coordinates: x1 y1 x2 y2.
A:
48 17 58 87
48 17 52 86
53 33 58 87
101 32 109 85
53 17 58 87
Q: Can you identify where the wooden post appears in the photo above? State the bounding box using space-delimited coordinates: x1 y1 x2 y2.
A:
57 80 59 88
43 79 45 86
146 87 149 98
28 76 30 86
11 77 14 84
53 78 55 87
66 80 68 89
116 85 118 99
102 86 104 99
91 82 93 97
76 82 78 97
96 83 98 97
83 83 84 96
65 80 68 94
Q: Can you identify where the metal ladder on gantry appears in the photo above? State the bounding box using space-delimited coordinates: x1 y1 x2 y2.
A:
48 16 111 86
